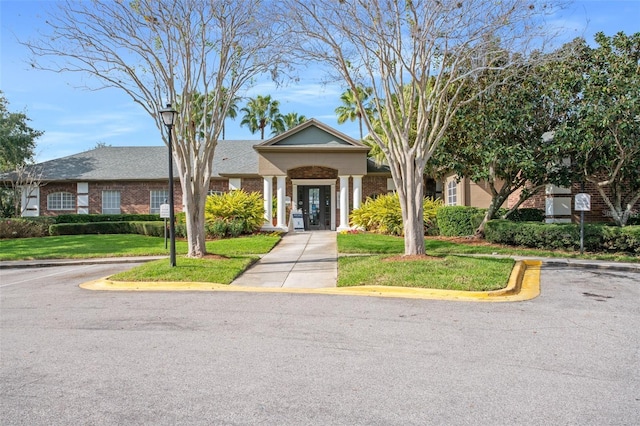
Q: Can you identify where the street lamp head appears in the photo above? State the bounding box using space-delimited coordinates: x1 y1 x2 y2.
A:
159 103 178 127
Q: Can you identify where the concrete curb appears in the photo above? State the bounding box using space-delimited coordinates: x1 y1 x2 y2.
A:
0 256 164 269
80 260 542 302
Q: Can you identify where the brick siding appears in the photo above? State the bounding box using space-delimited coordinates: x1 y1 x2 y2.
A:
362 176 389 200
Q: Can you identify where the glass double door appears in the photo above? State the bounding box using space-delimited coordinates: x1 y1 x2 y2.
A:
298 186 331 230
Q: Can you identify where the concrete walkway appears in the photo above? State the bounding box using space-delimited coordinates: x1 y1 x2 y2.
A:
231 231 337 288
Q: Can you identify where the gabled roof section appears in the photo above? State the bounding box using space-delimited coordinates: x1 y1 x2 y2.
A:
6 141 262 182
255 119 369 152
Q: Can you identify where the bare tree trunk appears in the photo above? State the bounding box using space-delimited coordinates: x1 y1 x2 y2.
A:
476 195 506 237
591 178 640 227
395 153 426 255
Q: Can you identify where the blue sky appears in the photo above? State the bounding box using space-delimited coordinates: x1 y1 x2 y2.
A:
1 0 638 162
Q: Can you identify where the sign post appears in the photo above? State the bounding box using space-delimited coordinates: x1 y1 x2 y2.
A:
574 192 591 254
160 203 170 249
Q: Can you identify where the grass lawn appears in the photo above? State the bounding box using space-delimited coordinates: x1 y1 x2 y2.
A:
109 256 257 284
336 232 637 291
337 233 639 262
0 233 281 261
0 233 281 284
338 255 514 291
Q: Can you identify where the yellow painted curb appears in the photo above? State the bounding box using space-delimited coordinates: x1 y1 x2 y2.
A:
80 260 541 302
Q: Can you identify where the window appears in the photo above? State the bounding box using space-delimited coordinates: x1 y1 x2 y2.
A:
447 180 457 206
102 190 121 214
150 190 169 214
47 192 75 211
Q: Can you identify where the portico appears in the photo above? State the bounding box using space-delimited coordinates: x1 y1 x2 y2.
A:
255 119 370 231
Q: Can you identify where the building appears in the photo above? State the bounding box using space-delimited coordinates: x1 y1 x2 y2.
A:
11 120 395 231
6 119 631 229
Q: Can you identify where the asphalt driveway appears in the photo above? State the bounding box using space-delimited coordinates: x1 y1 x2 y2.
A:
1 264 638 425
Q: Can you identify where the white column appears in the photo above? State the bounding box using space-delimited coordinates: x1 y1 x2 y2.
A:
338 175 350 231
263 176 273 227
330 184 336 231
276 175 287 229
352 175 363 210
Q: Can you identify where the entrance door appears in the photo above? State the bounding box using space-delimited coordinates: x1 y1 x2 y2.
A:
298 186 331 230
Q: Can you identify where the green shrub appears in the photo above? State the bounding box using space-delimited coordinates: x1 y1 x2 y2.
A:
436 206 484 236
208 219 229 238
423 197 443 236
50 221 133 236
204 190 264 236
485 220 640 254
0 217 54 239
228 219 245 237
600 226 640 253
128 221 166 237
506 208 545 222
350 193 442 236
350 193 403 235
54 214 160 224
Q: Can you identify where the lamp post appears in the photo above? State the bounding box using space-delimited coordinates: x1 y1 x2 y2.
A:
159 103 178 267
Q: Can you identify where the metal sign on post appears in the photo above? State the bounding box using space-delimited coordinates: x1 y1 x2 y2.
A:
575 192 590 254
159 203 171 218
574 193 591 212
160 203 170 249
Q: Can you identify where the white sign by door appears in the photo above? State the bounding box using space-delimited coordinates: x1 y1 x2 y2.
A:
291 210 305 231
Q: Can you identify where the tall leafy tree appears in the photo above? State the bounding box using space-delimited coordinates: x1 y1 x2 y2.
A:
555 32 640 226
335 86 373 140
0 92 42 172
280 0 558 254
24 0 289 257
432 50 576 236
0 92 44 217
220 88 241 140
240 95 281 139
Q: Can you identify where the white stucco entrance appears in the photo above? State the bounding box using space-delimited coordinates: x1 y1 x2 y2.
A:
255 119 370 232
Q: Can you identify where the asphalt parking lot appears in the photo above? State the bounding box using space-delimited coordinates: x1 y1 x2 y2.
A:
1 264 639 425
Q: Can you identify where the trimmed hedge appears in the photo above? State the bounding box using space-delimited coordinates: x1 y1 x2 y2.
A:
436 206 546 237
436 206 484 236
505 208 545 222
485 220 640 254
49 221 166 237
1 215 165 239
0 217 54 239
53 214 161 224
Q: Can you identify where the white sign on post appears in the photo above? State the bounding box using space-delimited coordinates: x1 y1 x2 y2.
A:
159 203 171 218
574 193 591 212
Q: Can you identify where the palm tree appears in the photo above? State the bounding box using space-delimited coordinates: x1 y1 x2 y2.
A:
271 112 307 135
240 95 281 139
335 86 373 140
220 88 241 140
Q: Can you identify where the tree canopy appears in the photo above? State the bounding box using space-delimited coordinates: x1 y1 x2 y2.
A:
240 95 282 139
0 92 42 172
24 0 290 257
431 49 575 235
279 0 559 254
555 32 640 226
